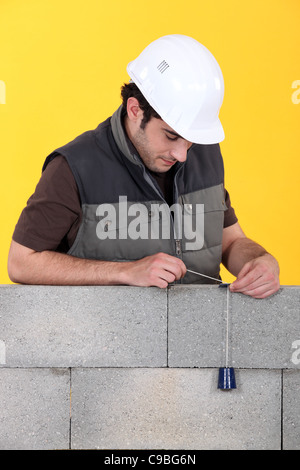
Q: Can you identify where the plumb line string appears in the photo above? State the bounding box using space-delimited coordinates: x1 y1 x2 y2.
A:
186 267 231 368
186 268 224 283
225 285 230 368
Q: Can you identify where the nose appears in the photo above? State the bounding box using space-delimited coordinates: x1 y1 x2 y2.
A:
169 140 191 162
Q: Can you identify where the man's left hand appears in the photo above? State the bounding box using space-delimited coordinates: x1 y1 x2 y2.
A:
229 253 280 299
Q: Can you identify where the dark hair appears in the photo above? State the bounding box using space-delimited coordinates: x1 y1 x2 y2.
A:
121 82 161 129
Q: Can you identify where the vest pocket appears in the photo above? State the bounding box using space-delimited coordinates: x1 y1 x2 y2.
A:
180 185 226 253
95 201 161 241
70 202 175 261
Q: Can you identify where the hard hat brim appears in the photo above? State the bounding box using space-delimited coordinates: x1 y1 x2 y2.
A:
178 119 225 145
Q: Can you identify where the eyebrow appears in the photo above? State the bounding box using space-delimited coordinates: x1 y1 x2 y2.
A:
162 128 182 139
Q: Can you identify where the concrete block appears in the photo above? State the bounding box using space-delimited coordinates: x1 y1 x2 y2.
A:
0 368 70 450
0 285 167 367
168 285 226 367
230 287 300 368
283 370 300 449
71 368 281 450
168 286 300 369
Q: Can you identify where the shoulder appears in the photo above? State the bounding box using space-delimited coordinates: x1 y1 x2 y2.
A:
42 154 78 189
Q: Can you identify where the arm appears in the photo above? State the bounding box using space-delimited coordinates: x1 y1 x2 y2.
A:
222 222 280 298
8 156 186 288
7 240 186 289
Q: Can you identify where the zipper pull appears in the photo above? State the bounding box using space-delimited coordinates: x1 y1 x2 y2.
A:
175 239 182 256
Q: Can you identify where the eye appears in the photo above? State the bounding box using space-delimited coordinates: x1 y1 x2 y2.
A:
165 134 178 141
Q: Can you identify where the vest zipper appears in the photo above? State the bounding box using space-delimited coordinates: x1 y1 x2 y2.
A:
175 239 182 256
173 166 184 284
173 165 184 261
139 160 184 263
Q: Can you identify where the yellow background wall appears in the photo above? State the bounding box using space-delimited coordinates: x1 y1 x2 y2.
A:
1 0 299 285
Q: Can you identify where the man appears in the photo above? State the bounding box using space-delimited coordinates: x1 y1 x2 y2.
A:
8 34 280 298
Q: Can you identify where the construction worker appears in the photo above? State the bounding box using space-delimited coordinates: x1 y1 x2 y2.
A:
8 35 280 298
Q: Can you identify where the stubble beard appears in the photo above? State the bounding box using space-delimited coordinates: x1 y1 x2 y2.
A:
131 127 170 174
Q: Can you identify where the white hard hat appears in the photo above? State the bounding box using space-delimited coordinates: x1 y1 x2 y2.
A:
127 34 225 144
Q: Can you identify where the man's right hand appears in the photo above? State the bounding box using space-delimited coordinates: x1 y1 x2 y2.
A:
8 240 186 288
120 252 187 288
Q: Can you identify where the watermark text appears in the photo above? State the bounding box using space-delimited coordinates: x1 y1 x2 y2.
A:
291 80 300 104
0 340 6 365
291 340 300 365
0 80 5 104
96 196 205 250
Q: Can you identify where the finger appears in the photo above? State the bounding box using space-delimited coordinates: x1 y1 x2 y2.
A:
159 269 177 284
238 282 274 298
154 277 169 289
163 264 185 280
252 288 278 299
230 268 263 292
244 286 278 299
246 277 280 298
146 268 174 288
148 262 179 285
160 255 186 279
237 267 279 293
232 274 280 298
231 274 269 294
165 254 187 273
145 253 186 284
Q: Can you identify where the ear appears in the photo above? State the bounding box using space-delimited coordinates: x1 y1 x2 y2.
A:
126 97 143 123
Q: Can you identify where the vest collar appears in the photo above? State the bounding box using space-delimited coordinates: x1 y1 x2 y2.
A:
110 106 142 166
110 105 185 174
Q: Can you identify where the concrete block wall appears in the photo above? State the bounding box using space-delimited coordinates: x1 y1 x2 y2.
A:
0 284 299 450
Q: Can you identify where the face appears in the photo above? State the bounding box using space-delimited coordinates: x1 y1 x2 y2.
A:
128 115 193 173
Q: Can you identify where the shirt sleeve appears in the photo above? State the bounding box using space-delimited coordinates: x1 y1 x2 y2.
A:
12 155 82 252
223 188 238 228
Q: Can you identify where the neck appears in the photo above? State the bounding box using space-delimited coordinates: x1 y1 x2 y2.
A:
123 114 135 144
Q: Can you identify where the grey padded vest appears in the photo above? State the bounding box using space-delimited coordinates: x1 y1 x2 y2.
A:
44 106 227 284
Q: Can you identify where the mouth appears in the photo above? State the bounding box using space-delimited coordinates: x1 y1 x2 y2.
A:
160 157 176 166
